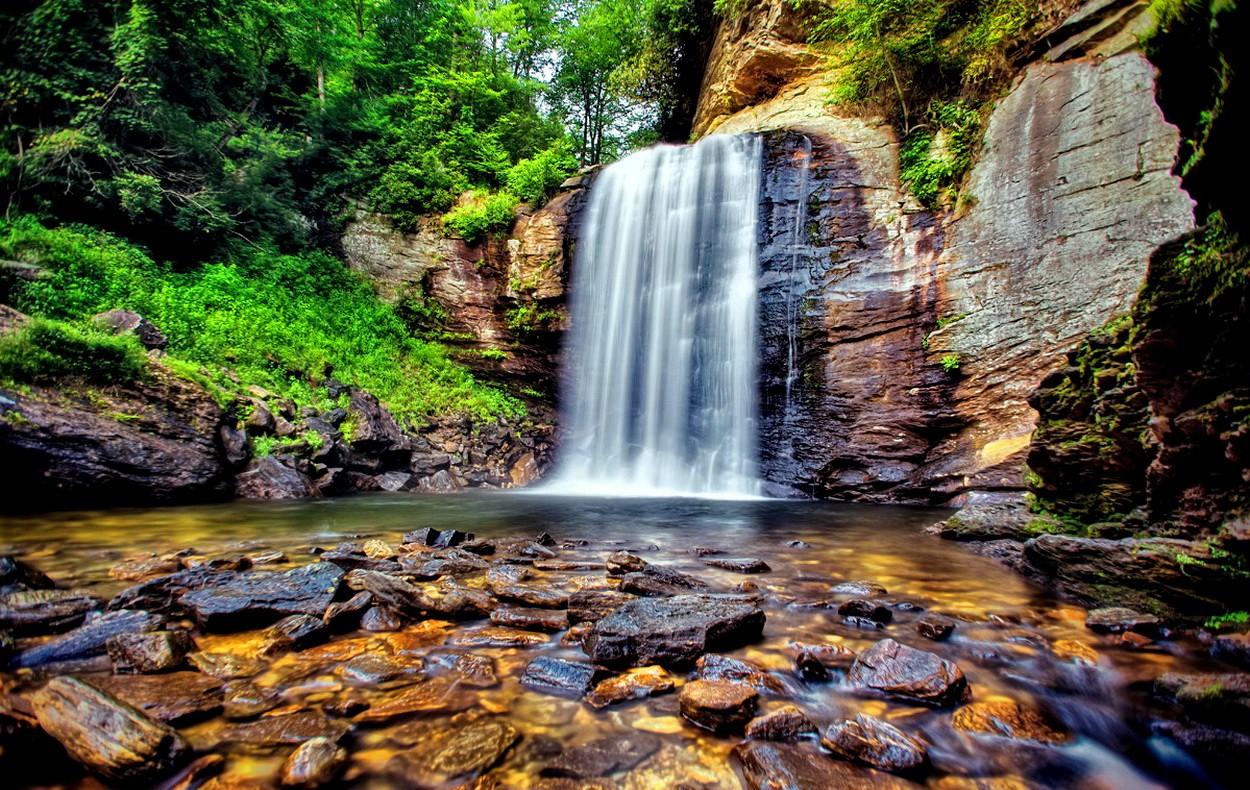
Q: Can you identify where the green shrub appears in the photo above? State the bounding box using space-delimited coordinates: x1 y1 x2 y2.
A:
506 144 579 205
0 318 148 385
442 191 519 243
939 353 961 373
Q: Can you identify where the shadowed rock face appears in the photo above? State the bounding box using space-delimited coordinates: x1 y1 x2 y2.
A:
749 51 1193 503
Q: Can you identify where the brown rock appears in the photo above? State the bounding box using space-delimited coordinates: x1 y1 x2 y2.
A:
338 652 422 685
696 653 783 692
204 710 350 751
280 736 347 787
322 591 372 629
821 714 928 772
606 551 647 575
222 680 278 720
745 704 817 741
385 718 519 780
1084 607 1161 635
490 582 569 608
1154 672 1250 730
703 557 772 574
450 626 550 648
107 630 194 673
353 677 473 722
848 639 968 707
679 679 758 733
734 740 917 790
1212 632 1250 669
584 665 675 708
839 599 893 624
491 606 569 631
951 700 1068 743
788 641 857 681
916 615 956 641
93 671 224 724
541 732 661 778
521 656 608 698
582 594 766 668
188 651 266 680
568 590 633 623
179 562 343 631
31 676 189 781
360 605 405 632
424 651 499 687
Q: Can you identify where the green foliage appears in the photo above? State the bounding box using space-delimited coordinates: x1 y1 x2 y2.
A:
0 317 148 386
1205 610 1250 630
505 304 561 333
1173 212 1244 301
506 143 579 204
939 353 961 373
0 216 521 424
442 190 520 242
899 101 982 208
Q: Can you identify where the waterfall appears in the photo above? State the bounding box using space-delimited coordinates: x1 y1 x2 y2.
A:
549 134 763 498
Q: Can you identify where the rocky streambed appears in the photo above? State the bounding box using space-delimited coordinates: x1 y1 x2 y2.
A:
0 494 1244 788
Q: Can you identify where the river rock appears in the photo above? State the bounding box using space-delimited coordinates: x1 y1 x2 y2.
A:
585 665 675 708
703 557 772 573
107 630 194 673
491 606 569 631
110 554 184 581
521 656 608 698
1154 672 1250 729
568 590 633 623
620 565 709 596
1084 607 1160 635
93 671 224 724
848 638 969 707
280 736 346 787
13 608 163 668
323 591 372 629
734 740 916 790
745 704 817 741
541 732 661 778
180 562 343 630
696 653 783 692
235 455 316 499
582 594 765 667
403 548 490 578
108 565 227 614
338 652 422 685
261 614 328 655
319 550 402 573
205 710 350 751
821 714 927 772
31 676 189 781
424 651 499 687
222 680 278 719
839 599 894 624
491 582 570 608
1211 632 1250 669
0 588 104 635
361 606 405 632
187 651 266 679
404 527 472 548
679 678 758 732
606 551 648 575
833 580 889 597
450 626 549 648
386 717 519 780
0 555 55 591
353 676 473 722
789 641 857 680
951 700 1068 742
916 615 956 641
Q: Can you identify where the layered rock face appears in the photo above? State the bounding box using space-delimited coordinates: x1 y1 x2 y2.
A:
745 51 1192 502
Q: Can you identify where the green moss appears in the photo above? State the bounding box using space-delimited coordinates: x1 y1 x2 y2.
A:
1204 610 1250 630
442 190 519 243
505 304 561 334
0 318 148 386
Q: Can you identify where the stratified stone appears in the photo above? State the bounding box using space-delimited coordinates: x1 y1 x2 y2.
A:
541 732 661 778
703 558 772 574
338 652 422 685
188 651 266 680
582 594 765 668
696 653 783 692
734 740 915 790
93 671 224 724
490 583 569 608
352 677 473 723
839 600 893 624
679 679 758 733
916 616 956 641
107 630 194 673
323 591 372 629
848 639 968 707
180 562 343 630
424 651 499 688
521 656 608 699
450 626 549 648
0 589 104 635
361 606 405 632
31 676 189 782
280 736 347 787
222 680 278 720
13 609 162 668
620 565 709 597
261 614 328 655
745 705 817 741
1084 607 1160 635
491 606 569 632
951 700 1068 742
584 665 675 709
387 718 519 780
821 714 928 773
203 711 350 751
568 590 633 624
788 641 857 681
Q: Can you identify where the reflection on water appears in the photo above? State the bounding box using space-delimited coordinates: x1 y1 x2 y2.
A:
0 493 1218 788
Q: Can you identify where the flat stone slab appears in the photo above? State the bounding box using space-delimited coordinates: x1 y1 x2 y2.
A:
180 562 343 630
93 671 225 724
734 741 918 790
582 594 765 668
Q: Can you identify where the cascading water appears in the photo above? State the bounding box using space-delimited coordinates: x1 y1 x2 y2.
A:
549 134 764 497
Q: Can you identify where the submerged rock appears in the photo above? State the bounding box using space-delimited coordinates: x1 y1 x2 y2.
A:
703 557 772 574
93 671 225 724
521 656 608 698
388 717 519 780
679 678 758 732
951 700 1068 742
585 665 675 708
745 704 817 741
31 676 189 782
541 732 661 778
352 677 473 722
582 594 765 667
848 638 968 707
734 740 916 790
280 736 346 787
204 710 350 751
821 714 928 772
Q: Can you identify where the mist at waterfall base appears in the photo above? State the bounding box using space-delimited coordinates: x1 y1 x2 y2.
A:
546 135 765 499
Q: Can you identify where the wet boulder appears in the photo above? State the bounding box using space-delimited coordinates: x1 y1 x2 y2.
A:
734 740 915 790
703 557 772 574
620 564 709 597
839 599 893 624
345 390 405 452
187 651 266 680
280 736 347 787
568 590 633 623
491 606 569 632
582 594 765 668
606 551 648 575
745 704 818 741
0 555 55 591
916 615 956 641
323 591 372 629
0 588 104 635
821 714 928 773
521 656 608 698
1211 632 1250 669
541 732 661 778
1084 607 1160 636
30 676 189 782
386 717 519 780
106 630 194 673
12 609 162 668
403 527 472 548
360 606 405 632
585 665 675 708
108 565 227 615
179 562 343 630
696 653 783 692
951 700 1069 742
235 456 316 500
848 638 969 707
679 678 758 733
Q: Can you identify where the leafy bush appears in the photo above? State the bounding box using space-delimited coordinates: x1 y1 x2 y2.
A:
0 317 148 385
506 143 580 205
939 353 961 373
442 191 519 243
899 101 982 208
0 216 522 424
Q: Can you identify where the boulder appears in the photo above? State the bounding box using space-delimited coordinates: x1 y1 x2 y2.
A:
424 651 499 688
180 562 343 630
222 680 279 719
106 630 193 673
703 557 772 574
606 551 648 576
541 732 661 778
619 565 709 597
734 740 917 790
745 704 818 741
31 676 189 781
92 309 168 349
13 609 162 668
235 456 316 500
323 591 373 629
489 581 569 608
0 588 103 635
839 599 893 624
821 714 928 773
582 594 765 667
679 679 758 733
951 700 1068 742
280 736 347 787
848 639 968 707
345 390 405 451
200 710 350 751
1084 607 1160 635
1211 632 1250 669
520 656 608 698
